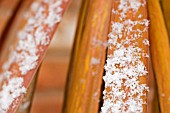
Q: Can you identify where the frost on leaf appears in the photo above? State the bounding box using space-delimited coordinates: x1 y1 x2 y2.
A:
101 0 149 113
0 77 26 113
0 0 64 112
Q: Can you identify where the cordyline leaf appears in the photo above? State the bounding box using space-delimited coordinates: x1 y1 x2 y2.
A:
148 59 160 113
0 0 70 113
17 69 39 113
63 0 112 113
0 0 34 54
101 0 149 113
0 0 21 39
148 0 170 112
160 0 170 38
0 0 33 55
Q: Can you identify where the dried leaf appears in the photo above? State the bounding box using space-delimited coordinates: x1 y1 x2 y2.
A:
160 0 170 38
0 0 21 39
101 1 149 112
0 0 70 112
148 0 170 112
64 0 112 112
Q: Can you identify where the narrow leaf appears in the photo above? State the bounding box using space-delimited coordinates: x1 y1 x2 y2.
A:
148 0 170 112
0 0 70 112
160 0 170 39
64 0 112 112
101 1 149 112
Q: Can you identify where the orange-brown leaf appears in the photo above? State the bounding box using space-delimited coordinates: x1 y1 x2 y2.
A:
64 0 112 113
148 0 170 112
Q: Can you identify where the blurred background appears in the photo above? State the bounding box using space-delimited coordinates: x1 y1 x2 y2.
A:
30 0 82 113
0 0 161 113
0 0 82 113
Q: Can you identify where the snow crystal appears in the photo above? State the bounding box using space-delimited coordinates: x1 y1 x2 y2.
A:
0 77 26 112
91 57 100 65
101 0 149 113
0 0 63 112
